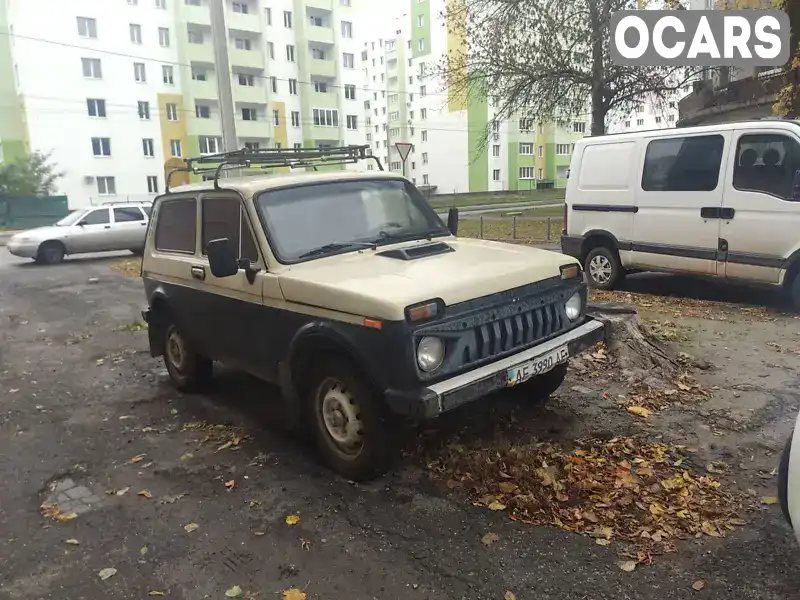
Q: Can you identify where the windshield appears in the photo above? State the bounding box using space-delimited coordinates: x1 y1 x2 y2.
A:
255 179 449 263
55 210 86 227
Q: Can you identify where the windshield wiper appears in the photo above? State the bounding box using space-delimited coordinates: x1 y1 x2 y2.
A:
298 241 377 260
372 228 449 245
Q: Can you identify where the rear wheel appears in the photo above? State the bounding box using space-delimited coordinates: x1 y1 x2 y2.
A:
789 271 800 312
518 363 568 402
584 246 624 290
35 241 65 265
163 320 213 392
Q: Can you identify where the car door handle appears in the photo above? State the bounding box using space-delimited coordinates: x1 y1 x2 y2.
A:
720 207 735 219
700 207 722 219
104 225 111 229
191 266 206 281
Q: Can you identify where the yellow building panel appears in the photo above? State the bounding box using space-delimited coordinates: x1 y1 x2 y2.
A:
158 93 189 173
446 0 467 113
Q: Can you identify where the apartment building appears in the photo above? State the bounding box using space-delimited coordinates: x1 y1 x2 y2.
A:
0 0 363 207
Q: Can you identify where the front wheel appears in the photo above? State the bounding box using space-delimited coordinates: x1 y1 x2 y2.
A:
36 241 65 265
162 320 213 392
584 246 624 290
307 360 394 481
517 363 568 402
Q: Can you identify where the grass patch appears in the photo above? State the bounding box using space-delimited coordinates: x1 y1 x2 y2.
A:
459 217 564 244
426 188 565 210
110 258 141 278
504 205 565 218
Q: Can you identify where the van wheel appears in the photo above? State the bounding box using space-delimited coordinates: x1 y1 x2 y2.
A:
789 272 800 312
307 359 394 481
584 246 624 290
518 363 568 402
36 241 65 265
163 321 213 392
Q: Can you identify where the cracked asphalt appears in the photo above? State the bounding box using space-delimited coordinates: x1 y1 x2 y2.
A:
1 249 800 600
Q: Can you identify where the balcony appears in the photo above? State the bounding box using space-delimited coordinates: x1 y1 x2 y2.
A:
306 0 333 11
233 84 268 104
229 49 265 70
186 42 214 64
678 70 786 127
227 10 261 34
310 125 340 141
189 78 218 100
307 25 335 45
236 119 272 138
182 3 211 25
309 58 336 78
192 117 222 136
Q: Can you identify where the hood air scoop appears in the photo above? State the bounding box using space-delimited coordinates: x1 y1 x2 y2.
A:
376 241 455 261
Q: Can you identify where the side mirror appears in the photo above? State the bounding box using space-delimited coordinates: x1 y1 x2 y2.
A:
447 207 459 236
207 238 239 278
793 170 800 202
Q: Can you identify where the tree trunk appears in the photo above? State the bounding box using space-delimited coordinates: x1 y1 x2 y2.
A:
590 92 606 136
588 0 608 136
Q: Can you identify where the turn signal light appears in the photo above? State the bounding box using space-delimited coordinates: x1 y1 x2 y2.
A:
560 264 580 280
405 299 443 323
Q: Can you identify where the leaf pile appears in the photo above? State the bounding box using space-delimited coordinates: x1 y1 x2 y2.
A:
428 436 744 560
181 421 246 450
110 258 141 279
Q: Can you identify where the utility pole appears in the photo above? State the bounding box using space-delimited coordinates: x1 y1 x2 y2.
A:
209 0 237 157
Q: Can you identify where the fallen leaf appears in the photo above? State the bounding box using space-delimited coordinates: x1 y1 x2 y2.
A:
184 523 199 533
627 406 651 418
225 585 243 598
96 359 105 366
180 453 194 461
140 545 148 556
138 490 153 499
285 514 301 525
55 512 77 522
481 532 499 546
498 481 518 494
131 454 146 463
617 560 637 572
65 539 80 545
253 531 265 536
761 496 779 505
159 493 187 505
488 500 507 511
692 580 706 591
282 589 307 600
216 441 233 453
225 480 235 490
148 592 165 597
116 487 130 496
301 538 311 551
98 568 117 580
504 592 517 600
595 538 611 546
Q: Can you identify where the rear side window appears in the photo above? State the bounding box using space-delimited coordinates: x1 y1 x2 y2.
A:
114 207 144 222
201 196 258 261
641 135 724 192
155 198 196 254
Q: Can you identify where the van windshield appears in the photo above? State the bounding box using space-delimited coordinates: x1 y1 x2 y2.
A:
255 179 450 263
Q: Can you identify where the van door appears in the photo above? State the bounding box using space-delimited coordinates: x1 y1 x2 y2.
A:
720 128 800 284
632 133 729 275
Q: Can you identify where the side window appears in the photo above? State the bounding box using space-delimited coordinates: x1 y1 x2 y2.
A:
201 196 258 262
82 208 110 225
155 198 197 253
733 133 800 201
114 207 145 222
641 135 724 192
142 206 152 217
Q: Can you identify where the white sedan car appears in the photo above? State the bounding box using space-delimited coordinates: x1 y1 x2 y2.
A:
779 412 800 542
6 203 151 264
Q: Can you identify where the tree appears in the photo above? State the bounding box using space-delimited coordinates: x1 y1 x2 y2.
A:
0 151 63 197
437 0 705 140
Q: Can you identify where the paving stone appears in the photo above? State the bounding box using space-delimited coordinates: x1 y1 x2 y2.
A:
52 478 75 493
65 486 90 500
56 493 71 505
82 495 102 505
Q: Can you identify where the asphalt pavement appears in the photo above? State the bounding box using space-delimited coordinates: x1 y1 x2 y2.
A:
0 248 798 599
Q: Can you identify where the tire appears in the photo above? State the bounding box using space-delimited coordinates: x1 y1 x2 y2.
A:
35 241 65 265
162 320 213 393
584 246 624 290
789 271 800 313
129 248 144 256
519 363 568 402
778 434 793 529
306 359 394 481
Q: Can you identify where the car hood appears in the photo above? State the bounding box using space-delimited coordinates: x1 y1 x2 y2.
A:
10 226 65 241
277 237 580 321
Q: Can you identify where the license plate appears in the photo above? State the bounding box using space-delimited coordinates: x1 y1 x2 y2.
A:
507 346 569 387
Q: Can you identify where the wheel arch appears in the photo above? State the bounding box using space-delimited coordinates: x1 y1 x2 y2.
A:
579 230 620 262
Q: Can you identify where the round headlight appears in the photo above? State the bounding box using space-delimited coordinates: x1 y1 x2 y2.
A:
565 292 583 321
417 336 444 372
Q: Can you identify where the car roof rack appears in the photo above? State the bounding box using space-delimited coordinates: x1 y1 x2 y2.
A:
165 145 383 192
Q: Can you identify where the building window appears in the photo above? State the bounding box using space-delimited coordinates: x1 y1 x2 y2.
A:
625 121 631 128
244 142 260 150
128 0 138 4
343 53 354 69
188 29 204 44
422 174 429 185
138 101 150 120
77 17 97 39
421 130 427 142
270 76 277 92
96 178 116 197
288 79 298 94
390 161 401 171
130 23 142 44
637 118 644 126
655 116 662 124
637 105 644 113
346 115 357 130
170 139 182 157
492 145 500 157
142 138 155 157
344 84 356 100
162 65 174 84
265 7 271 24
420 108 427 119
283 10 292 28
417 14 424 27
520 166 534 179
341 0 351 5
267 41 274 58
312 48 326 60
556 144 571 155
294 142 302 150
166 103 178 121
134 62 146 82
147 176 159 194
242 107 258 121
233 1 249 13
82 58 102 79
341 21 353 38
91 137 111 157
493 169 500 181
668 114 675 122
155 0 167 9
312 108 339 126
291 111 300 127
191 67 207 81
538 168 543 180
158 27 170 47
642 135 724 192
422 152 428 164
420 85 426 97
273 109 280 125
519 143 533 155
199 136 223 154
185 0 201 5
314 81 328 93
573 121 586 133
418 38 424 51
86 98 106 117
538 122 543 135
286 45 295 62
238 73 254 86
196 104 211 118
235 38 252 50
389 111 399 121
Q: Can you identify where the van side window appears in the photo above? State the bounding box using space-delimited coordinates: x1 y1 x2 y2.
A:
155 198 197 254
733 134 800 201
641 135 724 192
201 196 259 262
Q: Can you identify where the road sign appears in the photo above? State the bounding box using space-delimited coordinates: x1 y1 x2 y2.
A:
395 142 413 163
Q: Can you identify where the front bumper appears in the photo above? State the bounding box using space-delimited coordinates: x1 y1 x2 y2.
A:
6 240 39 258
560 234 583 260
386 317 605 419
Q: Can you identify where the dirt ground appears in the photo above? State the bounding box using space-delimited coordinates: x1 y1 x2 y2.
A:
1 250 799 600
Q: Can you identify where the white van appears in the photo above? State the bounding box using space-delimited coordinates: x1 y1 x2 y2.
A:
560 119 800 308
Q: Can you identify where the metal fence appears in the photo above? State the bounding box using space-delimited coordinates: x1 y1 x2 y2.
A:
459 215 564 244
0 195 69 230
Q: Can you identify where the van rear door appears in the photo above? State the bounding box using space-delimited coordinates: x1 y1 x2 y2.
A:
632 132 728 276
